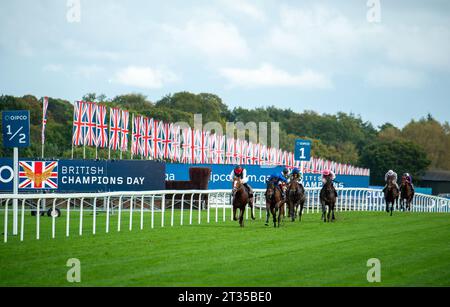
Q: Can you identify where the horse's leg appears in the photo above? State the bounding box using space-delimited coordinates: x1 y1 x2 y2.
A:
239 207 245 227
322 202 327 223
299 200 304 222
248 197 256 220
327 203 331 222
289 200 295 222
233 206 237 221
265 202 270 226
272 206 277 228
331 204 336 221
278 203 283 227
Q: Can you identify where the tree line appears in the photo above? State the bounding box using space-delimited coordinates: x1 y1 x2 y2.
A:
1 92 448 185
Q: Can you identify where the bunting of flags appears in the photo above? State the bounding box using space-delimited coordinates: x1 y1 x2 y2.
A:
71 102 371 176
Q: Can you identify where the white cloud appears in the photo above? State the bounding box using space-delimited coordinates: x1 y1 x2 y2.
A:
43 64 63 73
74 65 104 79
366 66 426 88
220 0 266 21
266 5 365 60
114 66 179 89
163 19 249 60
219 63 332 89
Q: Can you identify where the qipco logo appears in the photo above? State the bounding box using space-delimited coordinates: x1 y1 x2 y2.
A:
0 165 14 184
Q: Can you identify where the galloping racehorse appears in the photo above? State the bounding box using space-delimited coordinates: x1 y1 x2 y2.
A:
384 177 399 216
232 177 255 227
265 182 284 228
287 179 306 222
400 176 414 211
320 176 337 222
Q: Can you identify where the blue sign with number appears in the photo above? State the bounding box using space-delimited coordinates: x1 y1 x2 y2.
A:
2 110 30 148
294 139 311 161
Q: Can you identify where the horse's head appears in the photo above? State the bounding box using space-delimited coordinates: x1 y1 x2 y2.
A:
233 177 243 191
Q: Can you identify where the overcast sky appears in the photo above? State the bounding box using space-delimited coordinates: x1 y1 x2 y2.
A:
1 0 449 128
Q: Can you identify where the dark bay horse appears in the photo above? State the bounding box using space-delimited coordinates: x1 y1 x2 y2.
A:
320 176 337 222
287 180 306 222
400 176 414 211
265 182 284 228
232 178 255 227
384 177 399 216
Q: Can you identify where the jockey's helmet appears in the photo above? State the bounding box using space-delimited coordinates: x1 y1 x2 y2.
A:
234 165 243 175
322 169 331 176
404 172 410 177
387 170 394 176
282 167 289 175
292 168 300 175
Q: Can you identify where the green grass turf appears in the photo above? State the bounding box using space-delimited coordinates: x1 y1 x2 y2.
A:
0 209 449 286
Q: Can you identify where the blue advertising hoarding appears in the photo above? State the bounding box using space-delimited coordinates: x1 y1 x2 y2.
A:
166 163 370 189
0 158 165 192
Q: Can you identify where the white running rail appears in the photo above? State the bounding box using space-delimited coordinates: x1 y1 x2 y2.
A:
1 188 449 243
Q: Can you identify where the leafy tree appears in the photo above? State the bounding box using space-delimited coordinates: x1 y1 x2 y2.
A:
360 139 430 185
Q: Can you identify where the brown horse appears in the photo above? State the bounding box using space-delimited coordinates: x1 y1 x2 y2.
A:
320 176 337 222
287 179 306 222
384 177 399 216
400 176 414 211
265 181 285 228
232 178 255 227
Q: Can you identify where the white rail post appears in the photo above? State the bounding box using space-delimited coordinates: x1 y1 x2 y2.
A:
161 194 166 228
79 197 84 236
171 194 176 227
306 190 310 214
36 199 40 240
66 198 71 237
198 193 202 224
140 195 144 230
106 196 110 233
4 199 9 243
151 195 155 229
207 192 210 224
215 193 219 223
189 194 194 225
129 196 134 231
93 197 97 235
20 198 25 242
118 195 123 232
180 194 185 226
52 198 57 239
223 192 226 222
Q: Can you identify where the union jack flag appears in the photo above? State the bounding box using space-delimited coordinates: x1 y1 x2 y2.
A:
84 102 97 147
192 129 202 164
181 127 192 164
109 107 121 151
141 117 153 158
131 115 143 156
150 120 161 159
41 97 48 146
215 135 226 164
161 122 173 160
199 131 209 164
72 101 85 146
226 138 235 165
96 105 108 148
120 110 130 152
19 161 58 189
171 125 181 162
208 133 217 163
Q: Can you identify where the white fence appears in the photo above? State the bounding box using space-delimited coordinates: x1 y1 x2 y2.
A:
1 188 449 243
